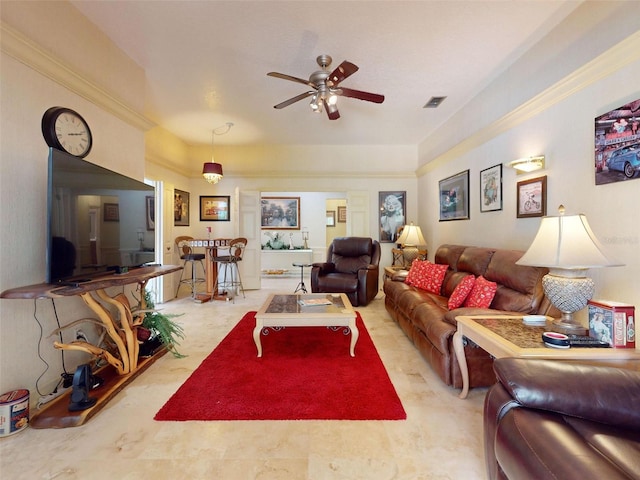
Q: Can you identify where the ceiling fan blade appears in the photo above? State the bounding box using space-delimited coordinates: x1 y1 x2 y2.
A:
324 100 340 120
273 91 314 109
338 87 385 104
326 61 359 87
267 72 315 88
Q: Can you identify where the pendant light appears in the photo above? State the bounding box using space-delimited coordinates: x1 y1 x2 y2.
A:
202 122 233 184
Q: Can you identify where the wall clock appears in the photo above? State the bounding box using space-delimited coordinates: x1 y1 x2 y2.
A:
41 107 93 158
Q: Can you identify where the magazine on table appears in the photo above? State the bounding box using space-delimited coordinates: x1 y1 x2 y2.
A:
297 298 332 307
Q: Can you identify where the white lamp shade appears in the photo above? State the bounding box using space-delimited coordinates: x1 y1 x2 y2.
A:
397 224 426 246
516 213 622 269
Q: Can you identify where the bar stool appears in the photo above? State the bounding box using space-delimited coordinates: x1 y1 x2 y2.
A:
212 237 247 302
174 236 206 298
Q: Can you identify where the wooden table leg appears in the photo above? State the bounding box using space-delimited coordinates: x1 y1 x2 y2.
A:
453 330 470 399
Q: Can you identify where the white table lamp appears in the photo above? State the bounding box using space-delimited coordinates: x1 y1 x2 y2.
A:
516 205 623 333
397 223 427 265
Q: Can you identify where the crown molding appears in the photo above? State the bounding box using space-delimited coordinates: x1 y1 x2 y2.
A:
417 30 640 176
1 22 155 132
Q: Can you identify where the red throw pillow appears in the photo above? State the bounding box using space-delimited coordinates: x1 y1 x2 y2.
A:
463 275 498 308
448 275 476 310
410 261 448 294
405 259 428 286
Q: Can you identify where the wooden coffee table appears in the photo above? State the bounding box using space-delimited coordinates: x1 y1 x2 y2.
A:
453 315 640 399
254 293 358 357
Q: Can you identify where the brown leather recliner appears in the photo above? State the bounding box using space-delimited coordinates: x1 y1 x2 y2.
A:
311 237 381 307
484 358 640 480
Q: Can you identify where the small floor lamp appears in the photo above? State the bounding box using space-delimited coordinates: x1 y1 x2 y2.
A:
397 223 427 266
516 205 622 333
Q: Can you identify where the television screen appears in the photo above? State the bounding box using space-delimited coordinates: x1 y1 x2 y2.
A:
47 148 156 283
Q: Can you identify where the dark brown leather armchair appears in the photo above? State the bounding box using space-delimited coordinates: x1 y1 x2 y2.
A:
484 358 640 480
311 237 381 306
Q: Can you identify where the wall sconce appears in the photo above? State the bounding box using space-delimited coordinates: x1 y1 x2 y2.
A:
508 155 545 174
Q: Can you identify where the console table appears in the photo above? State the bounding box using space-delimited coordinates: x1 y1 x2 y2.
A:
453 315 640 399
1 265 181 428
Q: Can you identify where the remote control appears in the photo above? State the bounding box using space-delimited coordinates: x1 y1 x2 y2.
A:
567 334 611 348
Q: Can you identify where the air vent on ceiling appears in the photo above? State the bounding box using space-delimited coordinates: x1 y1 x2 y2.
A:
423 96 447 108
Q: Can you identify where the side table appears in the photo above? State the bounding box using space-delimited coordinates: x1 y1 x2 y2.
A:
384 266 408 282
453 315 640 399
293 262 312 293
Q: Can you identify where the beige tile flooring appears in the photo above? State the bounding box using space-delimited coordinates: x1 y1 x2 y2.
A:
0 278 488 480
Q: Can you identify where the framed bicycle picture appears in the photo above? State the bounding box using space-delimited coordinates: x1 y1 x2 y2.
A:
517 176 547 218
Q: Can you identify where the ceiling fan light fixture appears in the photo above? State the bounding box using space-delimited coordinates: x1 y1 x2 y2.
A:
328 94 338 105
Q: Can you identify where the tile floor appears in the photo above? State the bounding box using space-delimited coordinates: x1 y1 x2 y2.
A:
0 278 488 480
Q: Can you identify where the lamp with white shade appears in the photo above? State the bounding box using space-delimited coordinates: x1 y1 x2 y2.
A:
516 205 623 333
397 223 427 266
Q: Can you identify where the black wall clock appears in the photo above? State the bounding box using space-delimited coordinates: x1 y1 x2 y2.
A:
42 106 93 158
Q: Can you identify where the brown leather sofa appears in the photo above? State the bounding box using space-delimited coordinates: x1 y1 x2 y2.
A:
485 358 640 480
384 244 557 388
311 237 381 307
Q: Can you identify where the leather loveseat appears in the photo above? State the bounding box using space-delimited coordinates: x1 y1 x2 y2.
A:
485 358 640 480
311 237 381 307
384 244 557 388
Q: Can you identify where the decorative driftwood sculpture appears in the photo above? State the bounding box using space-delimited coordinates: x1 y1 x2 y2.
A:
53 283 149 375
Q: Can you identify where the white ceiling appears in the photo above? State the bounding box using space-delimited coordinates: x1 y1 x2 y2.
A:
71 1 579 147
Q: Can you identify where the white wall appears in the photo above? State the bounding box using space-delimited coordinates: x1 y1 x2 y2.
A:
417 4 640 327
1 4 148 398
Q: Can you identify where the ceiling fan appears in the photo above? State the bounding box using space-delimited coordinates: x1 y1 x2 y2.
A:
267 54 384 120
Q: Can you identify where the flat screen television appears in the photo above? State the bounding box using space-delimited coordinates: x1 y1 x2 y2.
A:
47 148 156 284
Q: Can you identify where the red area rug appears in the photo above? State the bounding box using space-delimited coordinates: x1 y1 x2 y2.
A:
155 311 406 421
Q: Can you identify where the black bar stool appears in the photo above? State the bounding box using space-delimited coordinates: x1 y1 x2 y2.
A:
174 236 206 298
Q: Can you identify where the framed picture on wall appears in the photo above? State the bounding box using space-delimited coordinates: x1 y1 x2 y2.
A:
379 191 405 243
479 164 503 212
260 196 300 229
337 205 347 223
103 203 119 222
200 195 230 221
517 175 547 218
174 189 190 226
326 210 336 227
439 170 470 221
594 98 640 185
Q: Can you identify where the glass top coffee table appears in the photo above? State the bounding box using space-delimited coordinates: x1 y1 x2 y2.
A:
253 293 358 357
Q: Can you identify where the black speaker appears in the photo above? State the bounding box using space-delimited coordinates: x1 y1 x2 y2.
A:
68 363 97 411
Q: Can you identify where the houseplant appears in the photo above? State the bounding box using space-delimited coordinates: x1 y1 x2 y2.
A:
137 289 186 358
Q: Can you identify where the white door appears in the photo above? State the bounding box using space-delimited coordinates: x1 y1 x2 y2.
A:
237 189 261 290
346 191 370 237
